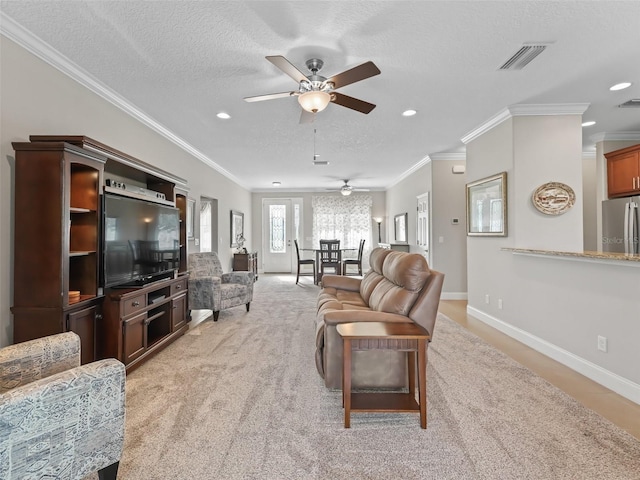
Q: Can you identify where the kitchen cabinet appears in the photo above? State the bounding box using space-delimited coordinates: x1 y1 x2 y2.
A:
606 144 640 198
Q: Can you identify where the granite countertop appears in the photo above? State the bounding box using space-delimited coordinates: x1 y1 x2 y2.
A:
502 248 640 263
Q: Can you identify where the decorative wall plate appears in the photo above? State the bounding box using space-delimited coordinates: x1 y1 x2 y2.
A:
532 182 575 215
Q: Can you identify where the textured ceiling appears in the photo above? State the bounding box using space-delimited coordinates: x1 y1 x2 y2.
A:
1 1 640 192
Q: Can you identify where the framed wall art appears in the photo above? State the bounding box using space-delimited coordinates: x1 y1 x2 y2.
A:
394 212 408 242
466 172 507 236
230 210 244 248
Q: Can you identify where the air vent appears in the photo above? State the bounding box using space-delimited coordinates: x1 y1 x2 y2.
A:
619 99 640 108
499 44 548 70
313 160 330 166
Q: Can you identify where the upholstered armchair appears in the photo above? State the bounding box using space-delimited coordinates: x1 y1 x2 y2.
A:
0 332 126 480
188 252 255 321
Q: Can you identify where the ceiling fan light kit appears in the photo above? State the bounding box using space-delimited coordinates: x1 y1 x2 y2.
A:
341 186 353 196
244 55 380 121
298 91 331 113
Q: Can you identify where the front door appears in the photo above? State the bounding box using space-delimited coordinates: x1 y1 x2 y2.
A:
262 199 293 272
416 192 431 265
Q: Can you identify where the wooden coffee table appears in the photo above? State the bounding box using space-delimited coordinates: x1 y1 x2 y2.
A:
336 321 430 428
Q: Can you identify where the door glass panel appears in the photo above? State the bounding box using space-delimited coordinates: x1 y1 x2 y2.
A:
269 204 286 253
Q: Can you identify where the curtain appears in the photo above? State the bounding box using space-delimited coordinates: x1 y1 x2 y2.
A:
312 195 372 268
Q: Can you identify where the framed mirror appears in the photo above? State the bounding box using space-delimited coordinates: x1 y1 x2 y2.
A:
466 172 507 236
394 213 408 242
230 210 244 247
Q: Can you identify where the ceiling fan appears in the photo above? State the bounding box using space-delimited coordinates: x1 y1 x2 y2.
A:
327 179 370 196
244 55 381 123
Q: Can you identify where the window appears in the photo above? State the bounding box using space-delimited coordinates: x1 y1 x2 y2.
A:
312 195 372 250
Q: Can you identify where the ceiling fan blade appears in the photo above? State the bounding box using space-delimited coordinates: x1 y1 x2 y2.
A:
244 91 296 102
327 61 381 89
331 92 376 114
266 55 308 83
299 109 315 124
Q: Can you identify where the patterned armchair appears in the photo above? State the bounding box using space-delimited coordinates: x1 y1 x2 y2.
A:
0 332 125 480
188 252 255 321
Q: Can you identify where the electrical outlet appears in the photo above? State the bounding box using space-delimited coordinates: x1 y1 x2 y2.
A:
597 336 608 352
194 238 199 246
498 299 503 309
485 294 490 304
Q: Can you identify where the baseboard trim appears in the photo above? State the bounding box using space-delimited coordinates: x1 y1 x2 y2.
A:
441 292 468 300
467 306 640 405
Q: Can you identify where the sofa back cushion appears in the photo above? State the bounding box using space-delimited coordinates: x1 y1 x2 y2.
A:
366 250 431 316
359 248 391 304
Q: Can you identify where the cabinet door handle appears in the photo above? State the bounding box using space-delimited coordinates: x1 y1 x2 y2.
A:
132 301 140 307
634 177 637 190
175 285 181 289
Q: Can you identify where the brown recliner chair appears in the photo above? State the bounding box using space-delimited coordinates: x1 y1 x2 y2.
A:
315 248 444 389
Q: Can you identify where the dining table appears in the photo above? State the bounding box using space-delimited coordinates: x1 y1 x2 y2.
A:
300 246 358 285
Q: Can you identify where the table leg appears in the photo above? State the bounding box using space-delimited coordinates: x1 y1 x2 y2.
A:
343 338 352 428
315 250 320 285
418 339 427 429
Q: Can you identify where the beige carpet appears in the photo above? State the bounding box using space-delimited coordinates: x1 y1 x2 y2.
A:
97 274 640 479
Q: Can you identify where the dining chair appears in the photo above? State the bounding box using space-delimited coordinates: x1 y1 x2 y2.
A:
318 239 341 284
342 239 366 276
294 239 316 284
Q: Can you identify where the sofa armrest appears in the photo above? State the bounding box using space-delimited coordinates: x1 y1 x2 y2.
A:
320 274 361 292
221 271 255 285
188 276 221 310
0 358 126 480
323 310 413 326
0 332 80 393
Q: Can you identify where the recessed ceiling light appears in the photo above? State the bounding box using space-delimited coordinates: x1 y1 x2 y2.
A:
609 82 632 91
216 112 231 119
402 109 417 117
581 121 596 127
272 181 281 187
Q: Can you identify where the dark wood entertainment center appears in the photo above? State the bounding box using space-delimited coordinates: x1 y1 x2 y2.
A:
11 135 191 371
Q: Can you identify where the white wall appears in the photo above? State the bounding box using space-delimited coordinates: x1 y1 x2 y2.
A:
582 153 597 251
466 112 640 404
512 116 584 251
386 157 468 297
0 37 251 347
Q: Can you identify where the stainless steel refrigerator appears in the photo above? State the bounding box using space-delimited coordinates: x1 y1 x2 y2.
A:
602 196 639 254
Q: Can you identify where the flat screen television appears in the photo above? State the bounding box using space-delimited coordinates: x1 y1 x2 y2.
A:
103 193 180 287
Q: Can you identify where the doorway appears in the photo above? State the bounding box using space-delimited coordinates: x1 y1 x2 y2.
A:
262 198 302 273
199 196 218 253
416 192 431 265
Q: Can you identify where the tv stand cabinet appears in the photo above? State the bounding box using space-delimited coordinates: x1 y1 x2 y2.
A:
101 276 188 371
16 135 192 371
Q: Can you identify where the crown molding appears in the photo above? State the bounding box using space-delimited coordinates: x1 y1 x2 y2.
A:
429 152 466 161
461 103 591 145
386 154 432 188
0 13 247 189
589 131 640 143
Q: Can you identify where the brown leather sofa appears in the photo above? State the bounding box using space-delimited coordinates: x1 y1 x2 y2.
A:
315 248 444 389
